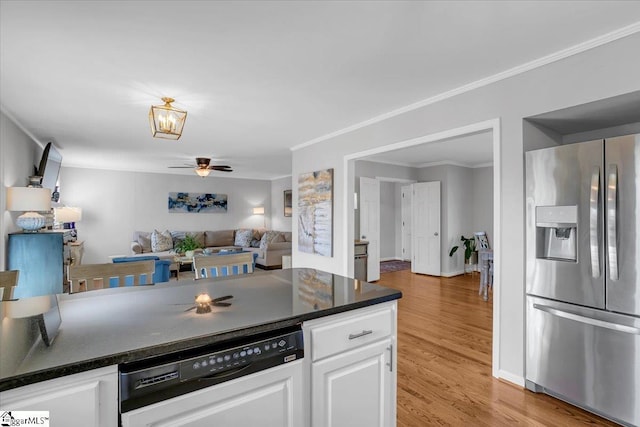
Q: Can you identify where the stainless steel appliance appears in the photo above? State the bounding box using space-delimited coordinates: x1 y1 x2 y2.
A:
119 326 304 425
354 240 368 281
525 134 639 427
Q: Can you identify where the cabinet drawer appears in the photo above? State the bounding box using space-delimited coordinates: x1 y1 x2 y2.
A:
309 306 393 361
354 244 368 256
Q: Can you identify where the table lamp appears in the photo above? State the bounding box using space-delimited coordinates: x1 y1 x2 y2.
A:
6 187 52 232
54 206 82 228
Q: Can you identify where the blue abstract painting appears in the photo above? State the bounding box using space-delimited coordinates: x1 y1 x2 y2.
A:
168 192 228 213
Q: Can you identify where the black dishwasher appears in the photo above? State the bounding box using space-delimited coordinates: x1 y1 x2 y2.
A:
119 325 304 414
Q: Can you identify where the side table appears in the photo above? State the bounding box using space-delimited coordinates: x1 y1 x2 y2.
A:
173 256 194 280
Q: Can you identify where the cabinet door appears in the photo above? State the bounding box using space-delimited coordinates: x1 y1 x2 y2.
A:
8 233 63 298
312 339 394 427
0 365 118 427
122 361 303 427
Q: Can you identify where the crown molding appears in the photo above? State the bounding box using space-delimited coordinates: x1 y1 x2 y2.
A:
291 21 640 152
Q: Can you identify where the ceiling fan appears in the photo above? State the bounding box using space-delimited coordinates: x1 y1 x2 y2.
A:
169 157 233 177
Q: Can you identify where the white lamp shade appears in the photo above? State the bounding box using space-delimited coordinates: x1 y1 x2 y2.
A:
54 206 82 223
6 187 51 211
253 206 265 215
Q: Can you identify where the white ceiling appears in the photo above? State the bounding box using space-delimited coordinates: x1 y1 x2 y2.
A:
2 1 639 179
361 130 494 168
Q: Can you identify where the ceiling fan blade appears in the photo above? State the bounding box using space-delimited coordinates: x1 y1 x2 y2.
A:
207 165 231 169
211 167 233 172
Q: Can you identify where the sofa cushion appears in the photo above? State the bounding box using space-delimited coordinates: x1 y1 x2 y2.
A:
234 229 254 247
205 230 235 247
171 231 205 248
151 229 173 252
260 230 285 249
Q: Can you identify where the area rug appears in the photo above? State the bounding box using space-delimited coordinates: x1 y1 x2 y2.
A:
380 260 411 273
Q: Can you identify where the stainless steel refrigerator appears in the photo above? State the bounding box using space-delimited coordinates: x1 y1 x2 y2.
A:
525 133 639 427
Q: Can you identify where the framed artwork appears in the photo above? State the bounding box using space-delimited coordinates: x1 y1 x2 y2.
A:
298 168 333 256
284 190 292 217
168 192 228 213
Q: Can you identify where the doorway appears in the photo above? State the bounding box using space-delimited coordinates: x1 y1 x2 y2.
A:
344 118 501 378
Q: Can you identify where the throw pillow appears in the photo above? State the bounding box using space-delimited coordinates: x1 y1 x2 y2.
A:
250 238 260 248
234 229 254 247
151 229 173 252
260 230 284 249
137 234 152 253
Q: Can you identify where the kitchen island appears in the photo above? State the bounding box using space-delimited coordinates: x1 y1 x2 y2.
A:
0 268 401 426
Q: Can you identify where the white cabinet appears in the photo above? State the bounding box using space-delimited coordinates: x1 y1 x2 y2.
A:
312 338 393 427
304 301 397 427
121 360 303 427
0 365 118 427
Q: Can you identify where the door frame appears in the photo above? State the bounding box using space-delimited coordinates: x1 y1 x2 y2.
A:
343 118 503 381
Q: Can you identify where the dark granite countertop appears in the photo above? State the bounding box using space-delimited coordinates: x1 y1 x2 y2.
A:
0 268 401 391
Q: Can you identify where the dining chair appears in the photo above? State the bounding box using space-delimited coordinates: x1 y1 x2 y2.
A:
68 260 155 293
193 252 255 279
474 232 493 301
0 270 19 300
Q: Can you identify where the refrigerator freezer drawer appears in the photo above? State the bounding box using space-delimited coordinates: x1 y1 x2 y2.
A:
526 296 640 427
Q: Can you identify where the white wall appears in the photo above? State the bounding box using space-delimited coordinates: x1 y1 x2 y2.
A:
1 111 41 270
270 175 292 232
379 180 396 260
291 33 640 384
59 167 272 263
472 166 494 245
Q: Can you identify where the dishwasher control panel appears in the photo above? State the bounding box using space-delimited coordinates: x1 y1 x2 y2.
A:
119 326 303 413
179 330 301 381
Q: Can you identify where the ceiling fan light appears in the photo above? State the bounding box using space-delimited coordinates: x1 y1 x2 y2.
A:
149 97 187 140
195 168 211 177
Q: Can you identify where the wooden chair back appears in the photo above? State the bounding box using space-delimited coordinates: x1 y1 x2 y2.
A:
68 260 155 293
193 252 254 279
0 270 19 301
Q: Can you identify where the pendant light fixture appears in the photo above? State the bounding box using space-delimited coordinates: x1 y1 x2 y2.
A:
149 97 187 140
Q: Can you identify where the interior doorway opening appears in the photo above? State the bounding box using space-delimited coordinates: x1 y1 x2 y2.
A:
344 118 501 378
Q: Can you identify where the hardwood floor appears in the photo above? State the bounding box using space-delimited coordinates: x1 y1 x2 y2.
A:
377 270 617 426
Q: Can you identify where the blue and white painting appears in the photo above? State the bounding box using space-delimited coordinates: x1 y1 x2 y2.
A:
298 168 333 256
168 192 228 213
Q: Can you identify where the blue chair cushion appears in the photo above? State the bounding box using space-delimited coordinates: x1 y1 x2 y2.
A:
111 256 171 285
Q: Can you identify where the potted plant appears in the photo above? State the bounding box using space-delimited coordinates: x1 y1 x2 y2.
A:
174 234 202 257
449 235 477 266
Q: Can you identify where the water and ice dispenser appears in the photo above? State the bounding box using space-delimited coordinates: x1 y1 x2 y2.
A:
535 205 577 262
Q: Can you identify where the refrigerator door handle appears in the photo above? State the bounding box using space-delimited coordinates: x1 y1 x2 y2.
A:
589 167 600 278
533 303 640 335
607 164 619 281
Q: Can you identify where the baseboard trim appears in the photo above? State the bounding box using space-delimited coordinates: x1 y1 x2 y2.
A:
380 257 403 262
497 370 525 387
441 270 465 277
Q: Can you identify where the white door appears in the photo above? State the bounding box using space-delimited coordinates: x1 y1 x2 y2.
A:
311 339 393 427
360 177 380 282
411 181 441 275
401 185 412 261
